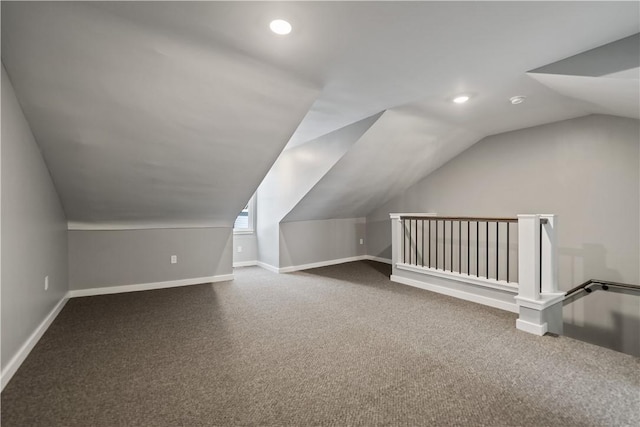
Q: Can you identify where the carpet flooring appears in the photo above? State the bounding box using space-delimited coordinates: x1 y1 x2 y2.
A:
2 261 639 426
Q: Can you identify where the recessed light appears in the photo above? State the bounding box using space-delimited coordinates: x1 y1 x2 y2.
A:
270 19 292 35
510 95 526 105
453 95 470 104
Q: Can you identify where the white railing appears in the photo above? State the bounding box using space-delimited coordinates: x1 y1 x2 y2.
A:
390 213 564 336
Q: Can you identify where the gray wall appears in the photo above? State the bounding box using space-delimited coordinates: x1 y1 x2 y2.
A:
279 218 366 268
257 116 376 268
1 66 69 372
367 114 640 356
233 233 257 265
68 227 232 290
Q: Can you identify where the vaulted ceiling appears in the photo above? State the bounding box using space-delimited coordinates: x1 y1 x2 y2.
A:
2 1 638 228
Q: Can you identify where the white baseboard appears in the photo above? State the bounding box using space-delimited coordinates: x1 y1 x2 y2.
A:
1 274 235 390
390 274 518 313
256 261 280 273
68 274 234 298
233 260 258 268
516 319 548 336
1 296 69 391
257 256 388 274
279 255 367 273
363 255 392 264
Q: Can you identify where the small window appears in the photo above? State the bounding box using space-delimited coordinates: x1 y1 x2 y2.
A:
234 195 255 233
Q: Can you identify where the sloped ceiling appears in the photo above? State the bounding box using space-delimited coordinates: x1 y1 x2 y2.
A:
258 113 382 224
2 2 639 228
1 1 319 228
283 75 588 222
285 35 640 222
528 34 640 119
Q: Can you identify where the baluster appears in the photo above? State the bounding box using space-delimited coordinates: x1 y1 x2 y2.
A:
402 218 407 264
428 220 431 268
485 221 489 279
476 221 479 277
416 219 418 265
450 220 453 272
436 220 439 270
507 222 510 282
421 219 424 267
496 221 499 281
467 221 470 275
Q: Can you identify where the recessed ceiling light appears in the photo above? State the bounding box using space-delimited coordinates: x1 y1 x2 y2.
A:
510 95 526 105
453 95 470 104
270 19 292 35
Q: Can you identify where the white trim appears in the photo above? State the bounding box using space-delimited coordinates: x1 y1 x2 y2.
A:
396 263 519 294
232 230 255 235
68 222 230 231
256 261 280 273
389 213 437 220
279 255 367 273
516 318 548 336
233 260 258 268
364 255 392 264
515 293 565 310
257 256 372 274
1 296 69 391
390 274 519 313
257 256 387 274
68 275 234 298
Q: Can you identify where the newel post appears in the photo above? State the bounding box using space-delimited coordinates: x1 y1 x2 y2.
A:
515 214 564 336
517 215 540 301
389 214 403 275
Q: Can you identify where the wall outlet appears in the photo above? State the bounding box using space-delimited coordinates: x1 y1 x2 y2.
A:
170 255 177 264
359 238 364 245
237 246 243 253
44 276 49 291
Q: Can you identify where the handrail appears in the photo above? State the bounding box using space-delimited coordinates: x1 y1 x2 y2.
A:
399 215 547 224
400 215 517 222
564 279 640 298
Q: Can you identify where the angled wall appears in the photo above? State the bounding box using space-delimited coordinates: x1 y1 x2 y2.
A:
284 108 481 222
256 114 381 269
1 66 68 385
367 114 640 355
279 218 366 270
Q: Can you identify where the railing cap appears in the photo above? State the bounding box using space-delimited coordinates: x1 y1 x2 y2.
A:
389 213 437 219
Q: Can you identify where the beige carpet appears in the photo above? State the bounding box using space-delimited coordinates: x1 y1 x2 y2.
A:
2 261 639 426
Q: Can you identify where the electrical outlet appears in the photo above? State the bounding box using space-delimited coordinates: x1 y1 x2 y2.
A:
237 246 243 253
44 276 49 291
171 255 177 264
359 238 364 245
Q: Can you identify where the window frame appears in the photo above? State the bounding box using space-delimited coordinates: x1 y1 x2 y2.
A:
233 195 256 235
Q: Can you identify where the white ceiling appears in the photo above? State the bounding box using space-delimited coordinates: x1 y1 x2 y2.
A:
2 2 320 227
2 1 639 227
285 32 640 222
528 34 640 120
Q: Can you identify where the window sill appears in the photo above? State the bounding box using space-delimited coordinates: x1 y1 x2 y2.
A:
233 229 255 235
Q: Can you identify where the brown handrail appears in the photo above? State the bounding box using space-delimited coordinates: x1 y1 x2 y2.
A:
401 216 517 222
400 216 547 224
